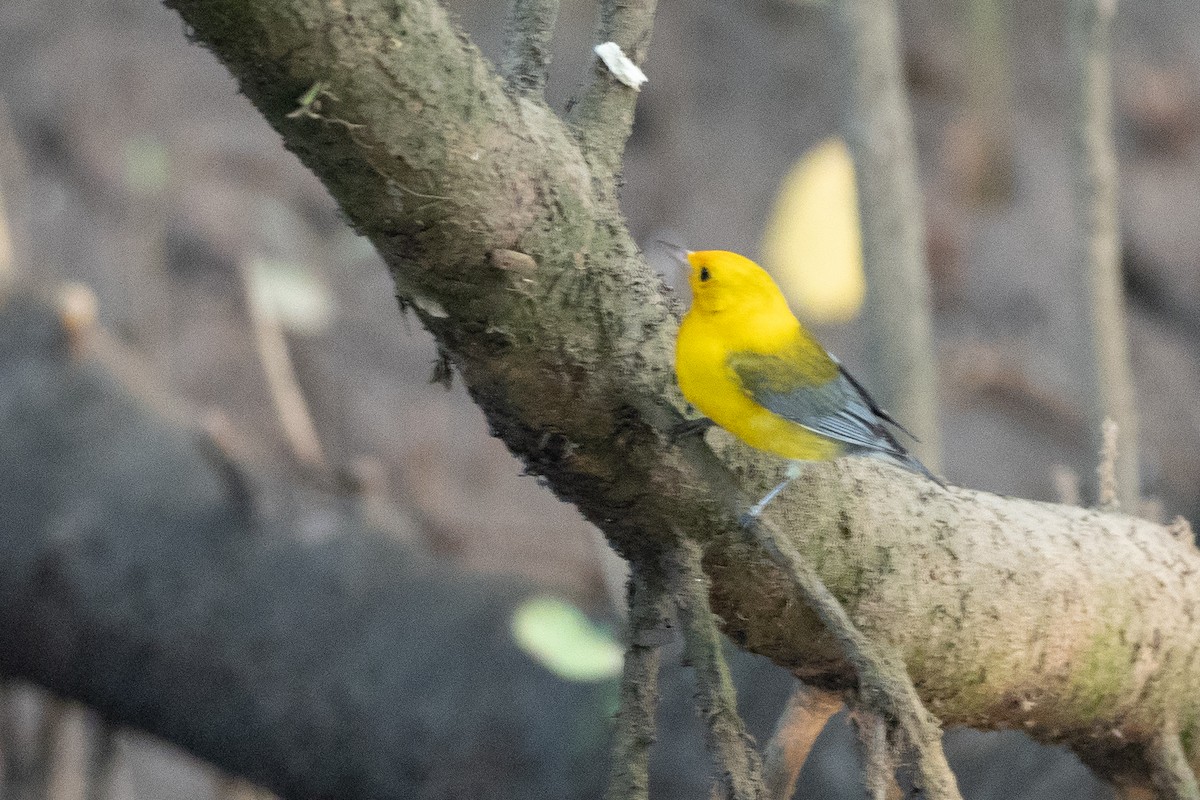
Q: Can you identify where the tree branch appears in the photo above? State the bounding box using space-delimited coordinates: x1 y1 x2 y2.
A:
607 563 672 800
1068 0 1140 510
743 516 961 800
238 257 329 472
669 539 764 800
502 0 560 94
832 0 943 469
115 0 1200 792
569 0 657 178
760 684 843 800
852 709 903 800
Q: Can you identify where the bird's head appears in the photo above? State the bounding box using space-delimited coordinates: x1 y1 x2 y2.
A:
685 250 788 315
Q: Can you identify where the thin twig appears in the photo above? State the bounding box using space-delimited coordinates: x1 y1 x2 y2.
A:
668 538 764 800
54 282 190 425
1069 0 1139 511
744 517 962 800
832 0 942 471
1097 417 1120 511
606 562 672 800
502 0 560 93
851 709 904 800
237 257 329 472
52 283 273 518
569 0 657 178
761 683 843 800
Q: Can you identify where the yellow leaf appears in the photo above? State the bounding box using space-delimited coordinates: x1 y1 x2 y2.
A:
762 137 865 324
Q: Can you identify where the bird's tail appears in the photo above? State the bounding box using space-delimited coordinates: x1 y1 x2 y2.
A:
870 424 947 488
876 447 946 488
900 452 946 488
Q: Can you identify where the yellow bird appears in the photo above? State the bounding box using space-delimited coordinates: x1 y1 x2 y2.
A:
673 249 941 518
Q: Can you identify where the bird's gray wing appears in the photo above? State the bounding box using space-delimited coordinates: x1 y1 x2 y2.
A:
727 351 900 454
729 350 944 484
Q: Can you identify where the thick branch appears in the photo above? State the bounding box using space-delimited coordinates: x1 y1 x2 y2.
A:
1068 0 1140 510
159 0 1200 791
832 0 942 469
744 517 961 800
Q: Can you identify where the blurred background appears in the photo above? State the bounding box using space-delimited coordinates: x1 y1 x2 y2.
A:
1 0 1197 796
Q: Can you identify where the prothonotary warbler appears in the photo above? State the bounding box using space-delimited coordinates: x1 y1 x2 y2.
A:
672 249 942 518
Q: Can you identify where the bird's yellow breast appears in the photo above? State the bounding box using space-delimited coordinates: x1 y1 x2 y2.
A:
675 311 841 462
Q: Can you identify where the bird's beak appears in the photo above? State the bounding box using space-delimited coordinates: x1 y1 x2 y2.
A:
656 240 691 261
654 240 692 278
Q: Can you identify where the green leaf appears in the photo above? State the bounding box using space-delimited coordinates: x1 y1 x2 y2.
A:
124 137 170 195
510 595 623 682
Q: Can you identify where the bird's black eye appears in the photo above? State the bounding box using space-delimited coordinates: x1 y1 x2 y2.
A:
699 266 711 282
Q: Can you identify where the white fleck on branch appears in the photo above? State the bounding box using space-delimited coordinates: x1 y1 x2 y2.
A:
593 42 648 89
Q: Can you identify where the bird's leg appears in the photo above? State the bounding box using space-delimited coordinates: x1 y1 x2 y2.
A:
669 417 716 444
744 462 805 522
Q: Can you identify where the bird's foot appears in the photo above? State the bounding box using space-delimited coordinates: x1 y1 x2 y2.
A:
740 463 806 526
738 510 760 528
669 417 715 444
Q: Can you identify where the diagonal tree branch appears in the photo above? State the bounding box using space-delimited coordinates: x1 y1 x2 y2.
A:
744 516 961 799
851 709 904 800
669 539 765 800
61 0 1200 793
